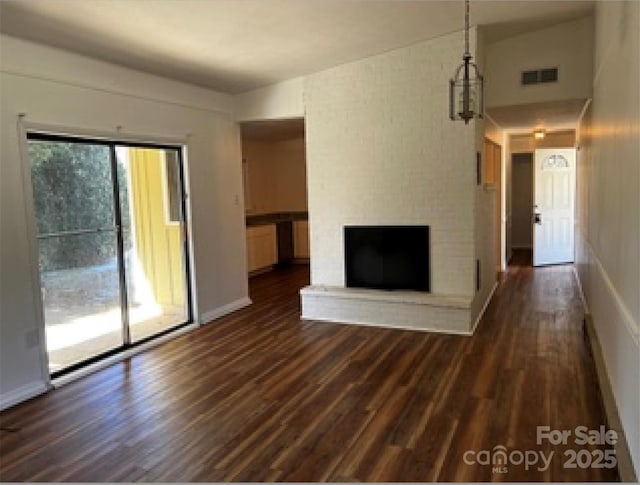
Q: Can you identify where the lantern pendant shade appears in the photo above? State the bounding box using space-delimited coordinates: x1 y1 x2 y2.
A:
449 0 484 124
449 59 484 124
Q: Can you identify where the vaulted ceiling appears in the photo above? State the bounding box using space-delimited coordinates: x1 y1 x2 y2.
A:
0 0 593 94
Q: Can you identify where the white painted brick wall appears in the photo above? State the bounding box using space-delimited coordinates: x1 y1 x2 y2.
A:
304 29 478 298
301 289 472 335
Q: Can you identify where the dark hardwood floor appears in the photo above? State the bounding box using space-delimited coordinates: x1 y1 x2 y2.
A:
0 259 617 481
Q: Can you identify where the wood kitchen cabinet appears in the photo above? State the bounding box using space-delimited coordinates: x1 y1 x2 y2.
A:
246 224 277 273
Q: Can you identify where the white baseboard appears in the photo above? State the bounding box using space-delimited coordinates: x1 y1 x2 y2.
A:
471 282 498 334
200 297 252 324
0 380 49 411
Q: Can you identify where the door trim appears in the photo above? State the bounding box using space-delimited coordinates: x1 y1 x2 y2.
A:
21 128 195 380
22 120 189 148
16 117 52 391
483 137 505 273
109 143 132 346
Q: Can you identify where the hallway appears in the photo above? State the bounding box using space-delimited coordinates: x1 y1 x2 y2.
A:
0 262 616 481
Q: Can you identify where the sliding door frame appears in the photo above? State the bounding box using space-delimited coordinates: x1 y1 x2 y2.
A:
109 143 131 346
24 130 194 379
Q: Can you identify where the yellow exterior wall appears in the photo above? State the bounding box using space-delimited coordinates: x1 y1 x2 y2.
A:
128 148 185 307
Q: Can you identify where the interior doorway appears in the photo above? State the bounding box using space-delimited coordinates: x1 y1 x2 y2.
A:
27 134 192 375
511 153 534 252
239 118 310 278
505 129 578 268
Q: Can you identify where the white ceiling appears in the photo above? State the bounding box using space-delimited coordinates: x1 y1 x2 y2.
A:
0 0 594 94
487 99 589 132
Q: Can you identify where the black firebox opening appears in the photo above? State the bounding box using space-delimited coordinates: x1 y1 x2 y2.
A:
344 225 430 292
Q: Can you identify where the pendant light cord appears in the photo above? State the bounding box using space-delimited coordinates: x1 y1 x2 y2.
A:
464 0 470 57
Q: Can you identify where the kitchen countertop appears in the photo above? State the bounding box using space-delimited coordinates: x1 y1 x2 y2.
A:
246 211 308 227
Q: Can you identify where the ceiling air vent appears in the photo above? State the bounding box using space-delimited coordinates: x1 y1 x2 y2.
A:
521 67 558 85
540 68 558 83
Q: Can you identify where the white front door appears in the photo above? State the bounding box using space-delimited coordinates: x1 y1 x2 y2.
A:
533 148 576 266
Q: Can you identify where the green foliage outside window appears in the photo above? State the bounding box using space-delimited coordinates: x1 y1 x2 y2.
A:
29 141 130 271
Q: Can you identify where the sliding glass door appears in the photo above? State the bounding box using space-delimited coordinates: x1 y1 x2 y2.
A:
29 139 124 373
28 134 191 376
116 147 189 343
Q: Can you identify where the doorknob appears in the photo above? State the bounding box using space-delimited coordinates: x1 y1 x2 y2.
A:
534 213 542 225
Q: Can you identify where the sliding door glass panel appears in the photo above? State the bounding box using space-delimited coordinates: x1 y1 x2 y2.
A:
28 140 124 372
116 147 189 343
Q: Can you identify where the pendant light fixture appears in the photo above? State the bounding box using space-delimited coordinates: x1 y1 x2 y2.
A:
449 0 484 124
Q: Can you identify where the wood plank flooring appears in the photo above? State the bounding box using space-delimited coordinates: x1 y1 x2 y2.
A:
0 255 618 481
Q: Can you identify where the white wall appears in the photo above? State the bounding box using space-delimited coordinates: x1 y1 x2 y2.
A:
471 178 496 324
485 16 594 108
305 28 486 306
575 0 639 475
234 77 304 122
0 35 249 408
484 116 503 145
472 27 498 323
242 135 307 215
